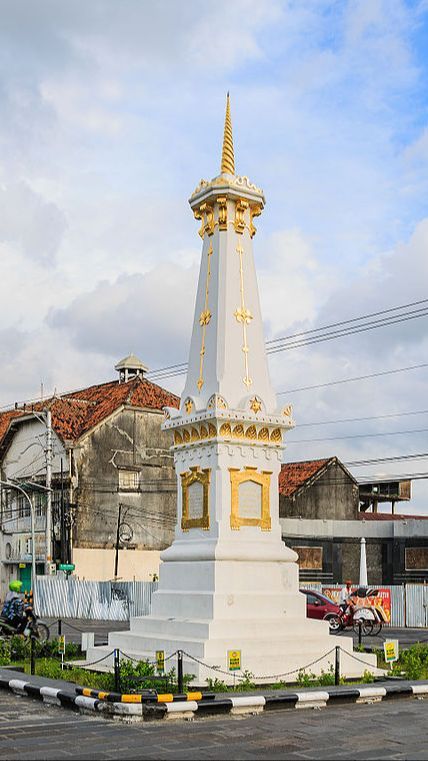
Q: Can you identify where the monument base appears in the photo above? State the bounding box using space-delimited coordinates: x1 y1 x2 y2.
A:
86 556 378 684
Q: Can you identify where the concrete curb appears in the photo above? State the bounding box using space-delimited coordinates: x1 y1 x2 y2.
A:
1 672 427 721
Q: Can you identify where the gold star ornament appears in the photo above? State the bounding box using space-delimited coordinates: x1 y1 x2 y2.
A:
250 397 262 414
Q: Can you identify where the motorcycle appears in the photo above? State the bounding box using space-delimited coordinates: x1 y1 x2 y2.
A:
0 604 50 642
328 587 387 636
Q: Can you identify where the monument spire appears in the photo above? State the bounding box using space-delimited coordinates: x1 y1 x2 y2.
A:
220 93 235 175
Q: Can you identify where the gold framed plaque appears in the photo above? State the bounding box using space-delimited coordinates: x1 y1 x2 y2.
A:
180 466 211 531
229 466 271 531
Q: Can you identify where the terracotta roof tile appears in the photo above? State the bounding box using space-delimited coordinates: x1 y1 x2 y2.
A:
0 376 179 446
279 458 332 497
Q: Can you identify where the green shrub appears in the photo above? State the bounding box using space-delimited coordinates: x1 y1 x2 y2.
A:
0 639 11 666
296 669 317 687
361 669 375 683
236 670 255 691
206 676 228 692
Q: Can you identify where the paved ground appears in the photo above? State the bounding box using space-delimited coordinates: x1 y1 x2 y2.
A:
44 618 428 650
0 689 426 759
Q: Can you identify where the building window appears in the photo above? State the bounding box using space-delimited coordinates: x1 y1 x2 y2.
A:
35 492 45 517
118 470 139 491
17 494 30 519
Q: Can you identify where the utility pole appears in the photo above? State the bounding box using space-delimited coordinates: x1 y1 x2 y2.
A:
60 457 66 564
45 409 53 574
114 503 122 580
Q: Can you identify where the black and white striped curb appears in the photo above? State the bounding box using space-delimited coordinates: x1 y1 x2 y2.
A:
1 674 428 720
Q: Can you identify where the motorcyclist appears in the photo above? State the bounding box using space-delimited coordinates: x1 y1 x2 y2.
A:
1 580 27 633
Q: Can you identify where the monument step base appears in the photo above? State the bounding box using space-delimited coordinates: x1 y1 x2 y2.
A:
85 643 378 685
128 614 329 641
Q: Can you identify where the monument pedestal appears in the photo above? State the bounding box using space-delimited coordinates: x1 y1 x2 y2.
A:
87 552 377 683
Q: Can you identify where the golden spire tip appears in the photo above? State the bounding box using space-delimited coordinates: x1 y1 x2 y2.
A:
221 93 235 175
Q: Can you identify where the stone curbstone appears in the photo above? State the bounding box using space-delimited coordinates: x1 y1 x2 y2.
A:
1 671 427 720
296 691 329 709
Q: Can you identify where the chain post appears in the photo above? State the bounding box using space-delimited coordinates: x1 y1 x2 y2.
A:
334 645 340 686
177 649 184 693
30 636 36 676
358 619 362 647
114 648 121 693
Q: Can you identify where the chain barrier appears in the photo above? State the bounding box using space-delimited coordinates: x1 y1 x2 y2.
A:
77 650 116 668
118 649 178 666
181 646 339 682
339 646 379 669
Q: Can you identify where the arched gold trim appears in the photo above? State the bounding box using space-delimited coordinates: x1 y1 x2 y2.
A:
208 423 217 438
258 427 269 441
174 430 183 445
232 424 244 438
183 429 190 443
245 425 257 440
191 427 199 441
219 422 232 437
271 428 282 443
200 425 208 439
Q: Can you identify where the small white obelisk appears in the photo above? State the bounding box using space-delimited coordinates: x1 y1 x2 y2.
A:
359 537 368 587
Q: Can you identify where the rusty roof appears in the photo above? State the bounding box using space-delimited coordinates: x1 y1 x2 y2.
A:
279 458 336 497
0 376 179 447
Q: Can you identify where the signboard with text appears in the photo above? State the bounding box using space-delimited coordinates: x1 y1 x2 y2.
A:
228 650 241 671
383 640 399 663
156 650 165 673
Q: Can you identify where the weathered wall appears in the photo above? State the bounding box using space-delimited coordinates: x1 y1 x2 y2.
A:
340 540 383 586
72 406 177 552
72 547 161 581
280 462 358 521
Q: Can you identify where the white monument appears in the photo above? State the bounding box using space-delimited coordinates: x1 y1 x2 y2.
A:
88 96 376 682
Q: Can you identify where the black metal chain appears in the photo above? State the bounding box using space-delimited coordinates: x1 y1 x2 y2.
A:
181 646 338 682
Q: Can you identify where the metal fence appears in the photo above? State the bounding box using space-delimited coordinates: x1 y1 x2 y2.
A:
34 576 428 626
34 577 158 621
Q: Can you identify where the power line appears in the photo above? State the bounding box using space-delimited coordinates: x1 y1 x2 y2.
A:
298 408 428 428
345 453 428 467
147 299 428 381
287 427 428 444
277 363 428 394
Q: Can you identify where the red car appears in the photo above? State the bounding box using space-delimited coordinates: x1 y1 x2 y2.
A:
300 588 341 632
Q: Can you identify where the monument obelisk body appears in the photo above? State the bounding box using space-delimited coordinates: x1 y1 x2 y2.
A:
92 97 376 682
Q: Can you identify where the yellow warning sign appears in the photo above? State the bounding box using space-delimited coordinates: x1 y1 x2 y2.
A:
156 650 165 673
383 640 399 663
228 650 241 671
58 635 66 655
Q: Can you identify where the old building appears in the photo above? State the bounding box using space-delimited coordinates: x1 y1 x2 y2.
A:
0 356 178 595
279 457 428 585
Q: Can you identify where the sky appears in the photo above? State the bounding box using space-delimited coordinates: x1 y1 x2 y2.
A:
0 0 428 511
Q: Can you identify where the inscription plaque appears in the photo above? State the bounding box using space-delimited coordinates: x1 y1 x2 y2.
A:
188 481 204 520
238 480 262 519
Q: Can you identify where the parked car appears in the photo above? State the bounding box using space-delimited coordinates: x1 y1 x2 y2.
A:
300 588 342 632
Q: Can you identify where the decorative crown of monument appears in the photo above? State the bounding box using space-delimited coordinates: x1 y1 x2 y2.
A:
221 93 235 175
190 94 263 200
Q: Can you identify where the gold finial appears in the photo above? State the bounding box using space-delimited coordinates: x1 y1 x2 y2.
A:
221 92 235 175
